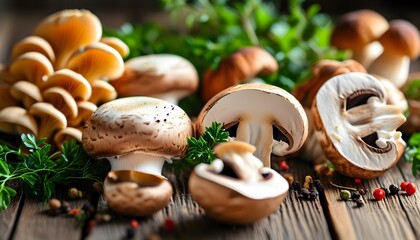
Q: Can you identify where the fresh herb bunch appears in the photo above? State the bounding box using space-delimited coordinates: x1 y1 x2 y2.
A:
404 133 420 176
403 79 420 101
170 122 229 171
104 0 347 115
0 134 107 210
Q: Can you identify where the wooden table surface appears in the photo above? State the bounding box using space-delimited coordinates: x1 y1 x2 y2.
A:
1 9 420 240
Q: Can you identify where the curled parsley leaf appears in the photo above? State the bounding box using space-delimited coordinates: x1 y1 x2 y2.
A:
404 133 420 176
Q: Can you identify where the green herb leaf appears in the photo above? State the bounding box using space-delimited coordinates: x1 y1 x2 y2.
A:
404 133 420 176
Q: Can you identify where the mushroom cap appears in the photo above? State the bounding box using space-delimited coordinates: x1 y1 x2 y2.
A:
201 47 278 102
330 9 389 50
42 87 78 119
10 81 43 108
88 80 117 105
41 69 92 101
110 54 198 98
33 9 102 69
82 96 193 158
29 102 67 138
100 37 130 59
66 42 124 82
196 83 308 160
0 106 38 135
9 52 54 85
68 101 97 128
12 36 55 63
54 127 82 147
0 64 16 84
0 83 18 110
312 72 406 179
189 141 288 224
104 170 172 217
378 19 420 59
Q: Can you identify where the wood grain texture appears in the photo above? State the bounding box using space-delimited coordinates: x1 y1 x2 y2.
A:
0 184 23 240
87 158 331 240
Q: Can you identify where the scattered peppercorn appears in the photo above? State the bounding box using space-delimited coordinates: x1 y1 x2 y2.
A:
314 179 324 193
292 181 301 191
130 219 139 229
381 187 391 196
92 182 103 193
355 199 364 207
164 218 176 232
354 178 362 184
68 208 81 216
48 198 61 210
400 181 408 191
309 191 318 200
283 173 294 185
68 187 83 199
389 184 399 196
358 189 367 196
280 160 289 171
405 182 417 196
303 176 313 189
340 190 351 201
351 192 360 200
373 188 386 201
301 188 311 199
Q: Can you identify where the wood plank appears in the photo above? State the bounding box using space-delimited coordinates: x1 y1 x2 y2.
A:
318 160 417 240
0 184 23 240
87 158 331 240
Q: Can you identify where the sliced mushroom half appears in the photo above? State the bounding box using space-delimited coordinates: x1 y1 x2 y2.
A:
189 141 288 224
196 83 308 167
312 72 406 179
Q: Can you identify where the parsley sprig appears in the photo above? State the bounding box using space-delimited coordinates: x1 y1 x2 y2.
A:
404 133 420 176
170 122 229 171
0 134 107 211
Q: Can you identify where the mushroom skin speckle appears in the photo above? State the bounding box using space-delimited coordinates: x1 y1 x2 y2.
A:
189 141 289 224
312 72 406 179
82 96 193 176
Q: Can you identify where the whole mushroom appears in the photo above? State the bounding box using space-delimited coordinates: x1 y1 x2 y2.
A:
189 141 289 224
312 72 406 179
196 83 308 167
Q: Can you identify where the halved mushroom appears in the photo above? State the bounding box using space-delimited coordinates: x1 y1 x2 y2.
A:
88 80 117 105
201 47 278 102
42 87 78 119
103 170 172 217
11 36 55 63
41 69 92 101
196 83 308 167
100 37 130 59
66 42 124 82
33 9 102 69
82 96 194 176
9 52 54 86
68 101 97 128
10 81 43 109
110 54 198 104
189 141 288 224
368 19 420 88
312 72 406 179
54 127 82 147
29 102 67 139
0 106 38 135
330 9 389 68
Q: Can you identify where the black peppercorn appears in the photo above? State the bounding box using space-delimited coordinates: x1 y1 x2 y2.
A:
301 188 310 199
309 191 318 200
292 181 301 191
355 199 364 207
351 191 361 200
358 188 367 195
389 184 399 196
381 187 391 196
314 179 324 192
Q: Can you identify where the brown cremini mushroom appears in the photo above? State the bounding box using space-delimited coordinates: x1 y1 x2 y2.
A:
110 54 198 104
201 47 278 102
9 52 54 86
368 19 420 88
29 102 67 139
312 72 406 179
0 106 38 135
189 141 288 224
33 9 102 69
330 9 389 68
82 96 193 176
196 83 308 167
11 36 55 63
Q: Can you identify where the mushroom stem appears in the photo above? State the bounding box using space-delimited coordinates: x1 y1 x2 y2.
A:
107 153 167 176
345 97 403 125
368 51 410 88
352 41 383 68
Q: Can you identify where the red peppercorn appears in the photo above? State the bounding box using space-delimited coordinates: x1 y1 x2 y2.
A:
354 178 362 184
405 182 417 196
164 218 175 232
280 161 289 171
130 219 139 229
373 188 385 201
400 181 409 191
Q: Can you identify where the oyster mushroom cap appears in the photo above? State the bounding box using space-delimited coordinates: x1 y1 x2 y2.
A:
0 83 18 110
11 36 55 62
312 72 406 179
0 106 38 135
29 102 67 139
368 19 420 88
189 141 288 224
88 80 117 105
196 83 308 167
100 37 130 59
104 170 172 217
10 81 43 109
54 127 82 148
33 9 102 69
66 42 124 82
82 96 193 176
330 9 389 67
201 46 278 102
42 87 78 119
41 69 92 101
9 52 54 85
110 54 198 104
68 101 97 128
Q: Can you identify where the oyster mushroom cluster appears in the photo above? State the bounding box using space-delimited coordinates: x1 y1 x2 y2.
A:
0 9 127 146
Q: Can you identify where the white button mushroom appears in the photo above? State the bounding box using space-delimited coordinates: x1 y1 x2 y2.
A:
189 141 289 224
196 83 308 167
312 72 406 179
